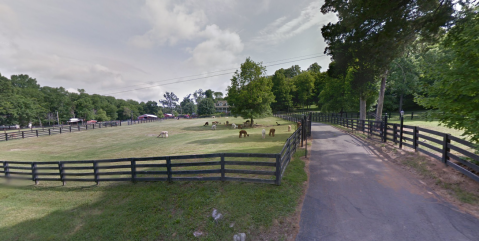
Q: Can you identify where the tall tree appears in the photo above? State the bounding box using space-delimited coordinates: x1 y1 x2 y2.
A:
271 69 293 111
321 0 455 120
416 7 479 142
160 92 179 113
213 92 224 100
293 72 315 109
226 58 275 126
197 98 215 116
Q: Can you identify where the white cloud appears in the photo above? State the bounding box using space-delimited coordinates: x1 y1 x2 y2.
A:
129 0 207 48
187 25 244 67
251 1 333 45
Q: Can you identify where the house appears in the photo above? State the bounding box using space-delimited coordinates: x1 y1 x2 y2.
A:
138 114 158 120
215 101 229 113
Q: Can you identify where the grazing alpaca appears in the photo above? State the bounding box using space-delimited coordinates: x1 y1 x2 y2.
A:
204 122 209 126
239 130 249 138
262 129 265 139
288 125 291 132
212 116 215 118
276 122 280 126
211 124 216 130
269 128 275 137
231 123 237 129
157 131 168 138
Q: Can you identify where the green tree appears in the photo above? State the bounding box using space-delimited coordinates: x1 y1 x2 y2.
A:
270 69 293 111
226 58 275 126
183 102 196 115
157 110 164 119
293 72 315 109
197 98 215 116
213 92 224 100
172 110 179 117
416 8 479 142
95 109 109 121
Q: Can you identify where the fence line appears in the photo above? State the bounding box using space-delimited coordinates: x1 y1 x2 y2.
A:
278 112 479 184
0 128 302 186
0 118 162 143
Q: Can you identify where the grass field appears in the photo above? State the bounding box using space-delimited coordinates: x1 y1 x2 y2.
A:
0 117 307 240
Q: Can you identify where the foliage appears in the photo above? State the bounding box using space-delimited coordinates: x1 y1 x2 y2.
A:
182 102 196 115
270 69 293 111
292 72 315 108
197 98 215 116
172 110 179 117
415 8 479 142
95 109 109 121
160 92 179 113
157 110 164 119
226 58 275 126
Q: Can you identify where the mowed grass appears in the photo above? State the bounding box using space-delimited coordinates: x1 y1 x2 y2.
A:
0 117 307 240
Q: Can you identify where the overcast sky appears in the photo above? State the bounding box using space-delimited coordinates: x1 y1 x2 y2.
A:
0 0 337 102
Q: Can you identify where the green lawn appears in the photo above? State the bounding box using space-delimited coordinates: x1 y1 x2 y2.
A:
0 117 307 240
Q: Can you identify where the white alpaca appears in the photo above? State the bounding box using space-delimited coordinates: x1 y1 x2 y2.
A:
262 129 265 139
211 124 216 130
288 125 291 132
158 131 168 138
232 123 237 129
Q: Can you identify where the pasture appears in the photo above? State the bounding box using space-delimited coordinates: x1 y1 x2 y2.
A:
0 117 307 240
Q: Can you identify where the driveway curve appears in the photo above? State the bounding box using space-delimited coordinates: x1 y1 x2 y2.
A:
296 122 479 241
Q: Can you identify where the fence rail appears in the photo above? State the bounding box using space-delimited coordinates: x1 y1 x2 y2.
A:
0 127 302 185
279 112 479 184
0 118 162 142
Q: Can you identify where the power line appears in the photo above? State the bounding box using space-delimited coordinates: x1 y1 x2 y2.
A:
106 53 327 92
105 54 328 95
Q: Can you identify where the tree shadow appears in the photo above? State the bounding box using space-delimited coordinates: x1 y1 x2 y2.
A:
185 132 294 145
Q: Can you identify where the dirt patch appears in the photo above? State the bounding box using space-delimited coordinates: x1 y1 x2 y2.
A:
255 139 311 241
333 125 479 219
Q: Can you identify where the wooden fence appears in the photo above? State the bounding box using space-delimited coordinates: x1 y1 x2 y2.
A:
0 118 161 142
305 112 479 183
0 128 302 185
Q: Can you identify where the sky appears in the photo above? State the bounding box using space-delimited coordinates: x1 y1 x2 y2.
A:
0 0 337 102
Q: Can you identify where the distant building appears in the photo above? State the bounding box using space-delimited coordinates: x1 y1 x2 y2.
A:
215 101 229 113
138 114 158 120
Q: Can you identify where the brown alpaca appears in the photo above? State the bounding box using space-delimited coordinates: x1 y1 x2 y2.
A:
238 124 243 129
288 125 291 132
269 128 275 137
297 121 302 129
226 121 229 126
204 122 209 126
239 130 249 138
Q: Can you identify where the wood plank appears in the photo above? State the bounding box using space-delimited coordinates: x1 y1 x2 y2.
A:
62 166 94 170
448 144 479 162
171 161 221 167
170 153 221 159
449 136 476 149
97 171 133 175
417 127 446 136
171 177 221 181
97 165 131 170
171 169 221 175
418 148 441 162
447 161 479 183
417 133 443 145
63 173 94 176
448 153 479 173
97 178 131 182
135 164 167 168
224 169 275 175
134 177 168 181
418 142 442 153
224 161 276 167
224 153 276 158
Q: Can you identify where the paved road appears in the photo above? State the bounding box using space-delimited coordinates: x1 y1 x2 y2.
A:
296 123 479 241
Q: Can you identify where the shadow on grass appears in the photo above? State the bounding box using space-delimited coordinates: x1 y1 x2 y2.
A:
0 152 307 240
186 132 294 145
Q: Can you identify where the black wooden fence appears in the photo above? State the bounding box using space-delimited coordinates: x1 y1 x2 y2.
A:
0 128 302 186
304 112 479 183
0 118 162 142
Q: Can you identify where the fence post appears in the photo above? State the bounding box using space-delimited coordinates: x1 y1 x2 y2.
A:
275 154 281 185
393 124 398 144
31 163 38 185
413 126 418 151
60 127 62 134
69 126 72 132
49 129 51 135
22 131 25 139
383 115 388 143
411 112 414 120
94 161 99 185
221 153 225 182
442 134 450 166
35 130 38 137
130 159 136 183
166 157 172 182
4 161 9 179
399 116 404 149
58 162 65 186
78 125 80 131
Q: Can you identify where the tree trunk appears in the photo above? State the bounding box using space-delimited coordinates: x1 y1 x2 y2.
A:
359 95 367 120
250 117 254 127
375 70 388 121
399 93 403 113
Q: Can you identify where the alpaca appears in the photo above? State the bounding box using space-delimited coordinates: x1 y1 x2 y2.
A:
239 130 249 138
211 124 216 130
269 128 275 137
231 123 237 129
276 122 280 126
288 125 291 132
297 121 302 129
204 122 209 126
226 121 229 126
262 129 265 139
157 131 168 138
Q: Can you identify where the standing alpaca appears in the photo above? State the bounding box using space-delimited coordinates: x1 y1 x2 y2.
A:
262 129 265 139
231 123 237 129
204 122 209 126
288 125 291 132
269 128 275 137
297 121 301 129
211 124 216 130
239 130 249 138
